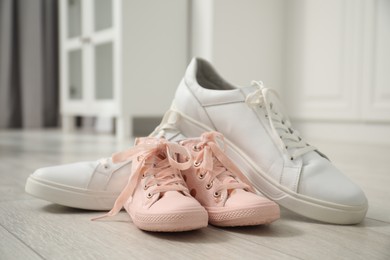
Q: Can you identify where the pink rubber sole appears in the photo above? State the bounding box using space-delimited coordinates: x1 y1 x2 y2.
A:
127 208 209 232
206 203 280 227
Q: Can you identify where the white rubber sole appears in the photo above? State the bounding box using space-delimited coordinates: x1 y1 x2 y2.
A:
169 108 368 225
25 175 118 210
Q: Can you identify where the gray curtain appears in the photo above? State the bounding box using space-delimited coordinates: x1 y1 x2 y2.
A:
0 0 58 128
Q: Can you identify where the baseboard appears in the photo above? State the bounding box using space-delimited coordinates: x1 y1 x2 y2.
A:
292 120 390 145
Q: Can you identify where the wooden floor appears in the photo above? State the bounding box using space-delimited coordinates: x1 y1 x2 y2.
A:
0 130 389 259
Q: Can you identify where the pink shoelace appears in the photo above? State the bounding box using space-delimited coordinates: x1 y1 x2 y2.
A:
184 132 256 196
92 138 192 220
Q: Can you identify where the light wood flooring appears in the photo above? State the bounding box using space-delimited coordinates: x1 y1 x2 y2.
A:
0 130 389 259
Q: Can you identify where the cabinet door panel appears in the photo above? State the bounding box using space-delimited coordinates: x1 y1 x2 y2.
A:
94 0 113 32
95 42 113 100
67 0 82 38
68 49 83 99
362 0 390 121
285 0 360 120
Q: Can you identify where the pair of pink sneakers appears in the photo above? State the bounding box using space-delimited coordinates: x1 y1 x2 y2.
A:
93 131 280 232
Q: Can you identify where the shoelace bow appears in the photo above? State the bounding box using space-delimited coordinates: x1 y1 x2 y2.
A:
245 81 316 160
189 132 255 196
92 138 192 220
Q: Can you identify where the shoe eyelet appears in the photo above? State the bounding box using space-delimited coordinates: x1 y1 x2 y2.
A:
147 193 153 199
290 157 294 161
213 191 221 198
103 164 109 169
206 182 213 189
198 173 205 179
143 184 148 190
192 145 200 152
193 161 201 167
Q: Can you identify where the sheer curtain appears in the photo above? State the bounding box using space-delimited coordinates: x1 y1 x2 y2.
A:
0 0 58 128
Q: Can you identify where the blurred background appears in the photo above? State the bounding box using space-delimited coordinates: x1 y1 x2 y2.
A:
0 0 389 144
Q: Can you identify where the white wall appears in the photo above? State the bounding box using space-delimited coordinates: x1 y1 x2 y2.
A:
123 0 189 116
191 0 285 91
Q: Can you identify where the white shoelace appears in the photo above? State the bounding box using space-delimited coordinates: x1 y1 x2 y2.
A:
245 81 316 160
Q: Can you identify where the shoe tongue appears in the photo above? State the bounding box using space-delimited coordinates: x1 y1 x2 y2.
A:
159 190 182 199
241 85 259 95
212 158 234 181
228 188 245 196
169 133 187 142
220 174 238 187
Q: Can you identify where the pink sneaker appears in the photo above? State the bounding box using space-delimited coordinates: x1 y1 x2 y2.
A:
180 132 280 227
93 137 208 232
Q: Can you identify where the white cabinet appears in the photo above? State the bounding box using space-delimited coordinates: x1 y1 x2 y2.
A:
59 0 189 138
60 0 128 138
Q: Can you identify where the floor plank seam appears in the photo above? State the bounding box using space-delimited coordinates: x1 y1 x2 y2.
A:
0 222 46 260
365 217 390 225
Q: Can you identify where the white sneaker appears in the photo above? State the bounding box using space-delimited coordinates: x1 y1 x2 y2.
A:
25 131 185 210
25 158 131 210
151 57 368 224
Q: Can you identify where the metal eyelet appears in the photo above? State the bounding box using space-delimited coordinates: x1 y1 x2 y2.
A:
192 145 200 152
206 182 213 190
147 193 153 199
213 191 221 198
198 173 205 179
193 161 201 167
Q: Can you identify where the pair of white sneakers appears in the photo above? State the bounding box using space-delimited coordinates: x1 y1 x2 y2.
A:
25 58 368 225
